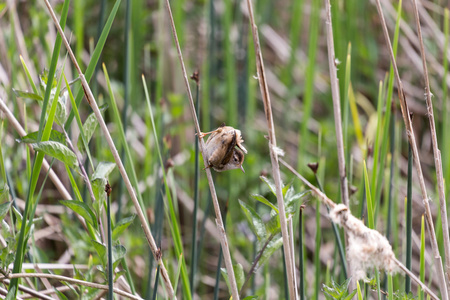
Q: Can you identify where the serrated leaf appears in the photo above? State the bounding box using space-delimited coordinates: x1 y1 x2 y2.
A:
285 190 310 215
92 241 106 266
114 270 127 283
112 215 135 240
92 162 116 181
77 104 108 152
19 130 66 145
221 263 245 295
234 263 245 291
260 176 277 196
55 91 67 126
343 290 357 300
239 200 266 240
112 244 126 269
0 184 9 203
250 194 278 213
60 200 97 229
0 201 11 223
282 181 293 197
31 141 78 169
91 178 106 214
54 288 69 300
265 213 281 236
12 89 43 101
258 236 283 268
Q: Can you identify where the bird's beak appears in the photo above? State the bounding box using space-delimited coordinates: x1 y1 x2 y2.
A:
240 165 245 173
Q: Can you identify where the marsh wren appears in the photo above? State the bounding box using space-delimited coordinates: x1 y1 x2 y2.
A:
198 123 247 173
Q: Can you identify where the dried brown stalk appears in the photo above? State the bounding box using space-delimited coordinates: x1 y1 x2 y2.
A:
0 273 141 300
279 158 439 300
245 0 297 298
410 0 450 291
42 0 176 297
162 0 240 299
323 0 353 285
371 1 448 297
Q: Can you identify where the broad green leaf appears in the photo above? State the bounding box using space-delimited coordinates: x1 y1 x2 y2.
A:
12 89 43 102
39 69 57 91
282 181 293 197
60 200 97 229
285 190 310 215
54 288 69 300
54 91 67 126
31 141 78 169
112 215 135 240
234 263 245 291
258 236 283 268
92 241 106 266
0 201 11 223
266 213 281 236
77 104 108 152
260 176 276 196
114 270 127 283
19 130 66 145
112 244 126 269
344 290 357 300
250 194 278 213
92 161 116 181
239 200 266 240
221 263 245 295
91 178 106 214
0 184 9 203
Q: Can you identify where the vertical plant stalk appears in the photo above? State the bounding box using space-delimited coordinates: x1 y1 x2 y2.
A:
299 205 305 300
323 0 353 285
162 0 240 298
279 158 440 300
405 140 413 293
43 1 176 297
106 183 113 300
245 0 297 299
190 71 200 295
373 0 448 298
410 0 450 288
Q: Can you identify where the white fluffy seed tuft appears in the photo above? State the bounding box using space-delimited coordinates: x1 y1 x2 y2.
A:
330 204 398 280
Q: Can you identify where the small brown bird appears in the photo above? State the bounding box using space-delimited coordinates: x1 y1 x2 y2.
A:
198 124 247 173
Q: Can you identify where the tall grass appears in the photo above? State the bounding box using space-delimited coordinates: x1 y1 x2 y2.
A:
1 0 450 298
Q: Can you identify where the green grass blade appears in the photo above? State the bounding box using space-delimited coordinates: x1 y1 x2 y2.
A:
63 73 94 171
102 64 145 213
298 0 320 171
8 54 68 298
142 75 192 300
405 142 413 293
419 214 425 300
364 161 374 229
65 0 122 129
106 191 113 300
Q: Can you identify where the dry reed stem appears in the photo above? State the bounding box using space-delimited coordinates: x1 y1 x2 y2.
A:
323 0 353 285
279 158 439 300
373 0 449 298
2 279 55 300
410 0 450 290
162 0 240 299
245 0 297 298
0 273 141 300
42 1 176 297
